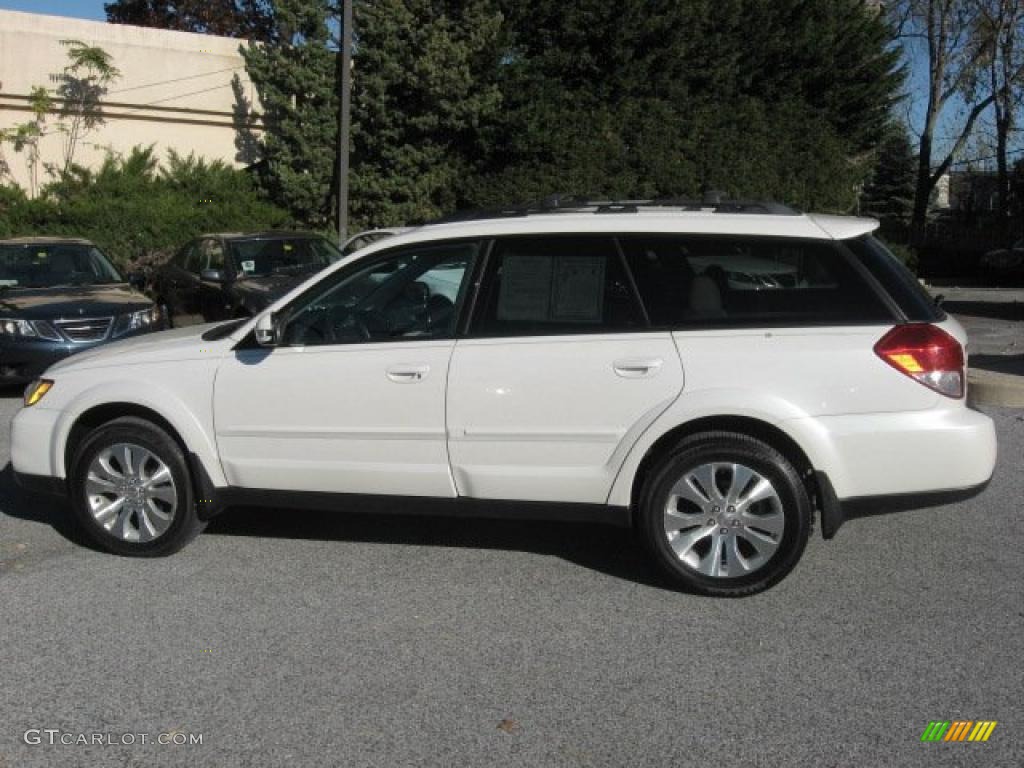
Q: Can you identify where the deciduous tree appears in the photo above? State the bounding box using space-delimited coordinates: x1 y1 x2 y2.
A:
105 0 274 41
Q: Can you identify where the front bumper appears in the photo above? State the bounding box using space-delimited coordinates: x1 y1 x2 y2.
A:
11 404 62 481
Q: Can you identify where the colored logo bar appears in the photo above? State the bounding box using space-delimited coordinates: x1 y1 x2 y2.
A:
921 721 997 742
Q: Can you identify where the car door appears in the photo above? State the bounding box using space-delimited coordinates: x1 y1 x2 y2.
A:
446 236 684 504
213 240 480 497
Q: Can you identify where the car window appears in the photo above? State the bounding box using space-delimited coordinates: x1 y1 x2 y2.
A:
621 235 893 327
201 239 226 272
230 237 341 278
181 244 201 274
843 235 941 323
471 236 646 336
281 242 478 346
0 243 123 288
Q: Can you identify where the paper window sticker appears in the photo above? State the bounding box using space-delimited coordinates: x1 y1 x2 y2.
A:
551 255 605 322
498 255 554 321
241 260 256 273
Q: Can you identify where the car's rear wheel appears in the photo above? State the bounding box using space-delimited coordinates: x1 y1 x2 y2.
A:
69 417 204 556
638 431 811 597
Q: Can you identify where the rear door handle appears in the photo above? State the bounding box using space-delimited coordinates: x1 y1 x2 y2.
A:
613 358 664 378
386 364 430 383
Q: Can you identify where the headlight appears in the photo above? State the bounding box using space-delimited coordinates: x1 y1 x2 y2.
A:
0 317 62 341
112 306 161 337
23 378 54 407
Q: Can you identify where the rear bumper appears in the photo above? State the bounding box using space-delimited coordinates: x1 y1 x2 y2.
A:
815 471 991 539
784 405 997 501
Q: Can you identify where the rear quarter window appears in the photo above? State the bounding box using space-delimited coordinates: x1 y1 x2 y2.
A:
842 235 943 323
621 235 894 327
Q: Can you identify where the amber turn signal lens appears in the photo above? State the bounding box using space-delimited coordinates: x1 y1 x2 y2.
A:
24 379 54 407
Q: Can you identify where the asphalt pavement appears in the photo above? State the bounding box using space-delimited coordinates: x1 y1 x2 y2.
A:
1 393 1022 768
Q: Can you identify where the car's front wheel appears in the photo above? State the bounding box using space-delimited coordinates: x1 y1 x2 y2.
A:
69 417 205 556
638 431 811 597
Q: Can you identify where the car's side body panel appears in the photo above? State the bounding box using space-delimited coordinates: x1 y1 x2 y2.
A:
212 340 458 497
446 333 683 503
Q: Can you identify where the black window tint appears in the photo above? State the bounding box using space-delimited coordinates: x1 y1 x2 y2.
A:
621 235 893 327
843 235 942 322
473 237 646 336
174 244 194 269
182 244 201 274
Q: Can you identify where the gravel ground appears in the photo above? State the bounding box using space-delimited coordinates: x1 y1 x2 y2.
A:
1 394 1022 768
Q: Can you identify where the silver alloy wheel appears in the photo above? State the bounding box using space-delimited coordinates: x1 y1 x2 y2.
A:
85 442 178 543
663 462 784 578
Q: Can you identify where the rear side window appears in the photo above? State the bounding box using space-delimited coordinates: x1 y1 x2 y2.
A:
472 236 646 336
843 235 942 322
621 235 893 327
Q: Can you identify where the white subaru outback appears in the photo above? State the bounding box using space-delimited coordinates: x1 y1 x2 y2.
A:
12 200 997 596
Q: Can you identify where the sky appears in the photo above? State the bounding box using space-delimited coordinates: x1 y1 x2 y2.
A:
0 0 104 21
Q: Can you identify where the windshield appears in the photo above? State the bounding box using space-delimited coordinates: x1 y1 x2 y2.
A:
228 237 342 278
0 243 124 289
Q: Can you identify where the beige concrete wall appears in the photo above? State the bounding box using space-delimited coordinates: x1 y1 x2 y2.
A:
0 9 262 193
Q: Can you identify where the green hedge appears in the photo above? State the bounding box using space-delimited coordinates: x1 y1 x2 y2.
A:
0 147 291 270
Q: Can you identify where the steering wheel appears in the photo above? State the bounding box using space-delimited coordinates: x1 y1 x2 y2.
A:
307 304 390 343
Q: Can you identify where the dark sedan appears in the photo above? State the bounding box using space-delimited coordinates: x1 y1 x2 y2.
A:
0 238 163 383
152 232 343 327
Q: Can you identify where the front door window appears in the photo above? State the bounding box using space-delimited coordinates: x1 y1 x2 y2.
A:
281 242 478 346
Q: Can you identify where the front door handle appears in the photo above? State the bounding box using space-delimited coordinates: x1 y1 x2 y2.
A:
386 364 430 383
613 358 664 378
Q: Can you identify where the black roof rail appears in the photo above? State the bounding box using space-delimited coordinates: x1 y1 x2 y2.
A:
425 196 800 225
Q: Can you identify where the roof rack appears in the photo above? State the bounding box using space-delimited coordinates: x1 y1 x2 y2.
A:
427 192 800 224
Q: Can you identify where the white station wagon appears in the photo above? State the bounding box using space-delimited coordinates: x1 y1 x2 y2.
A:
12 199 997 596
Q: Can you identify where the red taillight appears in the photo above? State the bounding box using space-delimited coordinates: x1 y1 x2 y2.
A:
874 324 965 398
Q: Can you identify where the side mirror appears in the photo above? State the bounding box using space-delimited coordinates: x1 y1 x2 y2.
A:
200 268 226 283
254 312 279 347
127 273 146 291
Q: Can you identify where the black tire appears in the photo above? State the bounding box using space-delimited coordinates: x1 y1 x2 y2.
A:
69 416 205 556
638 431 811 597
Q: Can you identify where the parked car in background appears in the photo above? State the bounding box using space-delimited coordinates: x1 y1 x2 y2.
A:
980 239 1024 277
0 237 162 383
12 199 996 597
341 228 411 257
151 231 343 327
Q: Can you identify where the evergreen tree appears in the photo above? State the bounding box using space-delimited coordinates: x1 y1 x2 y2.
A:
468 0 903 211
860 124 917 226
350 0 503 226
241 0 338 225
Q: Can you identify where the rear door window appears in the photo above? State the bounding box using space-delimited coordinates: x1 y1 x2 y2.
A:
620 235 894 327
471 236 646 336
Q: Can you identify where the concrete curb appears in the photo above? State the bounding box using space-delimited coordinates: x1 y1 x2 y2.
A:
968 368 1024 408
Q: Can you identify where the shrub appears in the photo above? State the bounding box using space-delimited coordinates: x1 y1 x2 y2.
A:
2 146 291 270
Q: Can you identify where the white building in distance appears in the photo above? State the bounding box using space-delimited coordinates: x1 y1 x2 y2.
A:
0 9 262 193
